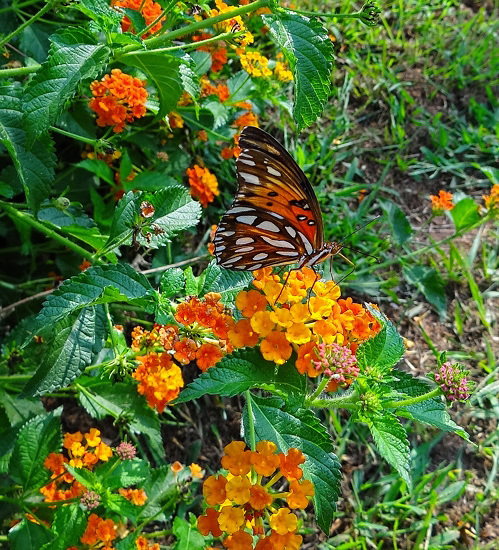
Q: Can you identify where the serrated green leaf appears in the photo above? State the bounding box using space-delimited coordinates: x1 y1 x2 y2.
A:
74 0 123 30
0 390 45 425
65 464 98 488
379 199 413 245
137 465 180 521
227 70 254 103
8 518 54 550
450 197 480 231
242 395 340 533
23 29 110 144
106 493 141 523
365 411 411 486
106 188 201 251
179 61 200 99
0 86 57 212
202 100 229 129
38 204 96 229
403 265 447 319
120 149 134 182
175 348 302 403
356 309 404 372
78 379 164 459
198 261 253 300
123 53 189 120
263 13 333 130
42 503 87 550
95 458 149 490
21 307 96 397
184 266 199 295
160 268 185 297
9 407 62 490
76 158 114 184
172 517 205 550
392 371 469 439
30 264 153 339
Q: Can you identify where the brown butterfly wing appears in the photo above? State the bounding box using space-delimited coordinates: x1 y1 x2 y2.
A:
214 126 324 271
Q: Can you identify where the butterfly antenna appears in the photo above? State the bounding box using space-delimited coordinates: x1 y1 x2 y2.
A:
338 215 381 246
340 245 380 263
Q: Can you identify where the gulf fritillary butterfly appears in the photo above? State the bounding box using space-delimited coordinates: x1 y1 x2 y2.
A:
214 126 344 273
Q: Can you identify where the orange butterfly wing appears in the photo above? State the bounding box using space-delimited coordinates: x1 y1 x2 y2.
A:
214 126 325 271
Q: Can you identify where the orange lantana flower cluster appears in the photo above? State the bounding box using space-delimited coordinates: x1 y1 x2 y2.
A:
228 268 380 378
186 164 220 207
198 440 313 549
40 429 112 503
131 295 235 411
113 0 165 38
483 183 499 213
81 513 118 547
430 190 454 214
89 69 148 133
200 76 230 102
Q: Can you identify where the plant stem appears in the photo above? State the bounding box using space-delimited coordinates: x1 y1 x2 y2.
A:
0 202 102 265
306 376 331 403
0 64 41 77
0 0 42 14
245 390 256 452
0 0 55 48
384 387 441 408
119 0 270 54
50 126 103 147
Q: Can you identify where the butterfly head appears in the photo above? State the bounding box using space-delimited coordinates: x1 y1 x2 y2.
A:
303 241 343 268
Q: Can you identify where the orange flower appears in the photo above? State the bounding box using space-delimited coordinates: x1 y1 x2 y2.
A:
483 184 499 212
186 164 220 207
89 69 148 133
286 479 314 509
171 461 184 474
430 190 454 213
228 319 259 348
190 463 204 479
233 111 258 128
173 338 197 364
260 331 292 365
79 259 92 271
211 46 228 72
221 441 252 476
119 488 148 505
198 130 208 141
196 342 224 371
198 507 223 536
113 0 165 38
203 474 227 506
81 514 117 545
236 289 268 317
133 352 184 412
279 448 304 481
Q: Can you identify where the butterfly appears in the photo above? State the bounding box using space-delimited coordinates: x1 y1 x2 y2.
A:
213 126 345 274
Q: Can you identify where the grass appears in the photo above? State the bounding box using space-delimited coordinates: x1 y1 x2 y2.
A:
278 0 499 547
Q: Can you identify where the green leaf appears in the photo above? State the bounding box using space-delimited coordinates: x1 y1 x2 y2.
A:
172 517 205 550
0 86 56 212
38 203 96 229
392 371 469 440
106 493 141 523
23 29 110 144
190 51 211 76
365 410 411 486
198 261 253 301
160 268 185 297
9 408 62 490
263 13 333 130
106 188 201 251
76 158 115 184
450 197 480 232
95 458 149 490
64 464 98 488
21 307 96 397
41 503 87 550
124 53 192 120
403 265 447 319
175 348 303 403
227 71 254 103
8 519 54 550
379 199 413 245
122 171 180 192
202 100 229 129
242 395 340 533
74 0 122 31
0 390 45 425
137 465 180 521
356 308 404 372
78 379 164 460
30 263 153 338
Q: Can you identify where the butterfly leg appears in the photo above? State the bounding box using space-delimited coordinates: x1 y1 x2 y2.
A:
273 268 295 306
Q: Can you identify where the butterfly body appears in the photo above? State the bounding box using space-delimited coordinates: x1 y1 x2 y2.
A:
214 126 342 272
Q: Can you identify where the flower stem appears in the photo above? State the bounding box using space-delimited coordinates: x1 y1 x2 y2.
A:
307 376 331 403
119 0 270 54
245 390 256 452
50 126 104 147
384 387 441 409
0 0 55 48
0 202 102 265
0 64 41 77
